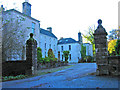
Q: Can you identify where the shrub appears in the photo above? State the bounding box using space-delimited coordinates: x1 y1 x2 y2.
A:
86 56 93 62
37 47 42 63
43 57 50 63
48 49 55 58
115 39 120 55
54 58 58 63
63 51 70 62
81 44 86 61
38 49 58 65
2 75 28 81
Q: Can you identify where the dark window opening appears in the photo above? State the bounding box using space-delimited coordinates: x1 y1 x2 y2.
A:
45 43 46 49
61 46 63 51
69 54 71 60
62 55 63 61
69 45 71 50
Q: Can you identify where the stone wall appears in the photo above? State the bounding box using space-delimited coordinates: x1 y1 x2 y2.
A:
2 61 28 76
108 56 120 76
26 33 37 75
94 19 109 75
94 19 120 76
2 33 38 76
37 61 68 69
0 6 3 77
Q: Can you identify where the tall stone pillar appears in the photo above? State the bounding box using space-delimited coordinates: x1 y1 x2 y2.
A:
26 33 37 75
93 19 109 75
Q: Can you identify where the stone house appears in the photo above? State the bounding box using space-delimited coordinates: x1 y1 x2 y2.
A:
2 1 58 61
2 1 93 63
2 1 40 61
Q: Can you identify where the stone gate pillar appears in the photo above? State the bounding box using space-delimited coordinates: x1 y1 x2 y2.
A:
26 33 37 75
93 19 109 75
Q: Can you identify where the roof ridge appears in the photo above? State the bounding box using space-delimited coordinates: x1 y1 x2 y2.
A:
3 9 40 22
58 37 78 44
40 28 57 39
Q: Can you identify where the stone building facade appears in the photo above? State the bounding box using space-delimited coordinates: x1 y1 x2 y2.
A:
2 1 58 61
2 1 40 61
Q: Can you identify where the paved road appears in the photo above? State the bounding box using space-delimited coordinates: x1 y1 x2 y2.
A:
2 63 120 88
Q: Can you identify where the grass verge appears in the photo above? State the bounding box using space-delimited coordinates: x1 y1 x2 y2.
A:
2 64 74 82
36 65 74 76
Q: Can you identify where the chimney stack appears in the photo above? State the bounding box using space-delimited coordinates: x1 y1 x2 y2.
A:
78 32 82 43
47 27 52 33
0 5 5 12
22 0 31 16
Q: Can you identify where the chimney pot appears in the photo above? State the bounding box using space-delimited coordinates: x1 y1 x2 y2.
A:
47 27 52 33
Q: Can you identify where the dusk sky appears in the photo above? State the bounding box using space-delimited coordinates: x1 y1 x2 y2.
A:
0 0 119 41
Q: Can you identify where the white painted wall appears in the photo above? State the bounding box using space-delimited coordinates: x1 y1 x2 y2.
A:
83 43 93 57
58 43 81 63
39 33 58 58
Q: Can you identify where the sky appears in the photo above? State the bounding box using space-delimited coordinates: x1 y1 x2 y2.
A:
0 0 120 41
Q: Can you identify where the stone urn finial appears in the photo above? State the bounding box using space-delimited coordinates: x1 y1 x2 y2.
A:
97 19 103 29
30 33 33 38
98 19 102 25
94 19 107 35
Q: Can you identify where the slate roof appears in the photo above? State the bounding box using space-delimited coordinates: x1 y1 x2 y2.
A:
40 28 57 39
58 38 78 44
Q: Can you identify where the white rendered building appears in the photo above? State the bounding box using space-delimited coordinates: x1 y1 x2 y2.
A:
39 27 58 58
57 32 82 63
83 43 93 57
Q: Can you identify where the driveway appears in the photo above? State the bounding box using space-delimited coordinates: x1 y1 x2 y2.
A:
2 63 119 88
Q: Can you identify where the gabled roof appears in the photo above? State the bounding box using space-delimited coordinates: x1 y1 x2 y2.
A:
58 38 78 44
3 9 40 22
40 28 57 39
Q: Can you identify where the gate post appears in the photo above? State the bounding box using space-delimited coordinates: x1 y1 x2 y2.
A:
93 19 109 75
26 33 37 75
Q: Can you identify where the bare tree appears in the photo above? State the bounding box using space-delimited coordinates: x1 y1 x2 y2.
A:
82 26 95 55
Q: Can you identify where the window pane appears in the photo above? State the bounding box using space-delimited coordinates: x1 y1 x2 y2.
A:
69 54 71 60
45 43 46 49
62 55 63 61
32 23 35 28
32 28 34 33
32 23 35 34
69 45 71 50
61 46 63 51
